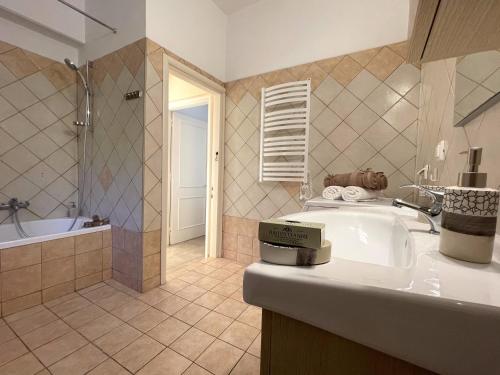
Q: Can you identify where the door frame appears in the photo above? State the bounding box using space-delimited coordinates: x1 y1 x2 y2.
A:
161 54 225 284
169 98 209 245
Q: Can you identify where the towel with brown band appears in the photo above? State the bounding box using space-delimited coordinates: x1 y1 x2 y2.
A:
323 169 388 190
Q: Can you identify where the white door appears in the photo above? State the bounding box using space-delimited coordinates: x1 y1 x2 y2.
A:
170 112 208 244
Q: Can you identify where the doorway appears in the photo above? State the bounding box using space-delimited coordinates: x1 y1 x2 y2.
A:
161 57 225 281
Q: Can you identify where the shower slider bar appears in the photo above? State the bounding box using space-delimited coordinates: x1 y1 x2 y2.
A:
56 0 117 34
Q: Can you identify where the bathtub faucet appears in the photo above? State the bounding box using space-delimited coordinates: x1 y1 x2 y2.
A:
0 198 30 212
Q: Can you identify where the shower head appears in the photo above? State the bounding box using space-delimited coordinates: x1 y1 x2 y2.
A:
64 58 78 71
64 58 90 93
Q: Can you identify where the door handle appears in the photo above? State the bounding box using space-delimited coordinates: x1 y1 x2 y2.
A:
215 151 219 161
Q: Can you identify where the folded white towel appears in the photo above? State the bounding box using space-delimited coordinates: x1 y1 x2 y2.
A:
341 186 381 202
322 186 345 200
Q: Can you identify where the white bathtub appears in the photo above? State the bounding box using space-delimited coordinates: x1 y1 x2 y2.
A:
0 217 111 250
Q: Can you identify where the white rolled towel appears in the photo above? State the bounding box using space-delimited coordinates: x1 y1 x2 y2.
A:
322 186 345 200
341 186 381 202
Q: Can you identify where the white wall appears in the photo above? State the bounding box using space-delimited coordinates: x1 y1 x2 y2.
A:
146 0 227 81
0 0 85 43
80 0 146 62
226 0 410 81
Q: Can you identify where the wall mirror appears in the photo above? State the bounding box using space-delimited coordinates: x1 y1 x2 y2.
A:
454 50 500 127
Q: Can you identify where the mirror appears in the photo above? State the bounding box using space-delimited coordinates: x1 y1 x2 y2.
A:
454 50 500 127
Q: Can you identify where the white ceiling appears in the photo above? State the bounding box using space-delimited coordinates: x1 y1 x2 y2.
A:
212 0 261 14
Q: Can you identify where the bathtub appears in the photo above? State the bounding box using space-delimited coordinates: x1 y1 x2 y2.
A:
0 216 111 249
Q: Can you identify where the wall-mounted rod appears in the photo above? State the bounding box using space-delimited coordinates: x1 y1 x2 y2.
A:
56 0 117 34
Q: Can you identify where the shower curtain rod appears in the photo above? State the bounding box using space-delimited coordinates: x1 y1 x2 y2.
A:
56 0 117 34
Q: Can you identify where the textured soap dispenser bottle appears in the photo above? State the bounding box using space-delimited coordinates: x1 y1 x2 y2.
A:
439 147 499 263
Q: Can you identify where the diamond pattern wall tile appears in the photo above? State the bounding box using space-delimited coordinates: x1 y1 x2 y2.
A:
0 95 16 121
223 41 420 226
0 81 38 110
382 99 418 132
21 72 57 100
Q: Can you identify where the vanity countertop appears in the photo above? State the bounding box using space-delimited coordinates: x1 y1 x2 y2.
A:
243 206 500 375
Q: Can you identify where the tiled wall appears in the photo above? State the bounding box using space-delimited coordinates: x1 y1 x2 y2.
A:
0 229 111 317
223 41 419 223
0 40 78 224
222 41 420 262
417 55 500 223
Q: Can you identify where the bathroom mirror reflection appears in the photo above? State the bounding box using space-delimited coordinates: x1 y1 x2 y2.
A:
453 50 500 127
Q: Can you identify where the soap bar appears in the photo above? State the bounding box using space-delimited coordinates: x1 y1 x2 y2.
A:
258 219 325 249
260 240 331 266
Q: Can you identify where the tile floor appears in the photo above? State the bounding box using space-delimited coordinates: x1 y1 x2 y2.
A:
166 237 206 272
0 255 260 375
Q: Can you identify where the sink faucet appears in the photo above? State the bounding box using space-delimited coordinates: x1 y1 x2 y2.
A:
392 184 443 235
0 198 30 212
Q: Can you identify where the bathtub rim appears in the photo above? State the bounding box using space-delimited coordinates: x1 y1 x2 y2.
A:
0 219 111 250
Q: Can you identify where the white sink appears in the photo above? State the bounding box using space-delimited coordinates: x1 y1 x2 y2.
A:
243 206 500 375
284 209 414 268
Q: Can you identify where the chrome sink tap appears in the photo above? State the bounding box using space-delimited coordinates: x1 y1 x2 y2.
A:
392 184 444 235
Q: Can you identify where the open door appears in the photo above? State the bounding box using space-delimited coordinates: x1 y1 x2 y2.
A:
169 112 208 244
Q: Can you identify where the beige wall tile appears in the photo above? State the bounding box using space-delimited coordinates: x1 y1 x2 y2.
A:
1 244 41 272
222 232 237 251
76 250 102 278
2 264 41 301
102 247 112 270
237 235 253 256
42 256 75 289
2 292 41 316
41 238 74 262
75 233 103 254
143 253 160 280
76 272 103 291
143 230 161 256
42 281 74 303
102 269 112 281
102 230 112 248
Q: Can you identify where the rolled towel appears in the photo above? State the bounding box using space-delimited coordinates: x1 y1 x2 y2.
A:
322 186 345 200
341 186 381 202
324 169 388 190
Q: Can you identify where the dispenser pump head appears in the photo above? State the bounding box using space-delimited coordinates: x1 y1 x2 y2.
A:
458 147 487 187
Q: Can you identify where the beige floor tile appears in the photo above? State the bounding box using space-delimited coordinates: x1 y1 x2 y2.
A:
208 268 234 281
77 313 122 341
247 334 261 358
94 291 135 312
110 298 149 321
211 283 240 297
83 285 116 302
137 348 191 375
194 291 226 310
214 299 247 319
184 363 211 375
229 288 244 303
137 288 171 305
4 305 45 324
35 370 50 375
0 322 16 345
0 353 43 375
49 296 92 317
113 335 165 373
177 271 204 284
105 280 141 298
8 309 57 336
48 344 107 375
87 358 129 375
195 339 243 375
160 279 190 293
94 324 142 356
219 321 259 351
174 303 210 325
170 327 215 361
194 276 222 290
176 284 206 301
195 311 234 337
225 274 243 286
78 282 107 294
33 331 87 366
230 353 260 375
236 307 261 329
128 308 168 332
223 263 243 273
0 338 28 368
20 319 72 350
147 317 189 346
63 304 107 329
154 294 189 315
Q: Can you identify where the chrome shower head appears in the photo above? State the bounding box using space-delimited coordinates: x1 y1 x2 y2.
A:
64 58 90 93
64 58 78 71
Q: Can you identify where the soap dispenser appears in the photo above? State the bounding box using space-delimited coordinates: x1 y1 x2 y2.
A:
439 147 499 263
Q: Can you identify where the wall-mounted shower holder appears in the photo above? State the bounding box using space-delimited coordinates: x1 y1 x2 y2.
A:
124 90 143 100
